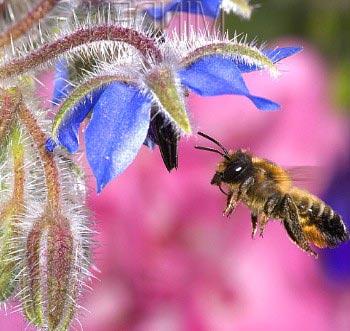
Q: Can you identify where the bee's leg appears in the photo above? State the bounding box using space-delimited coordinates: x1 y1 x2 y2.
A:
223 191 238 217
224 177 254 217
251 214 258 238
282 194 318 258
264 193 282 215
260 193 281 237
259 213 269 237
239 177 255 196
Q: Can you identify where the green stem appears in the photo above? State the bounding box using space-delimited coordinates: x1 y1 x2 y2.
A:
11 124 25 205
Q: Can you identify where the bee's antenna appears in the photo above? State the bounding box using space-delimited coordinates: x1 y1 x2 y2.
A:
197 132 229 155
194 146 229 159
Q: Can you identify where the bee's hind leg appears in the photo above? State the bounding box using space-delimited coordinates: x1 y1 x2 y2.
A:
282 194 318 258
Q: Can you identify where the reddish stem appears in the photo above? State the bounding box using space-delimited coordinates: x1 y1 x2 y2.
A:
0 25 163 79
0 0 60 48
17 99 61 209
0 88 18 143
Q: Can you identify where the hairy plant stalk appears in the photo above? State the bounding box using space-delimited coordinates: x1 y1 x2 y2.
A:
0 25 163 79
0 88 20 144
17 95 61 210
0 0 60 48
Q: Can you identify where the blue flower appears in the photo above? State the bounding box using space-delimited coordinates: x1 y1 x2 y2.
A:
48 46 301 192
48 81 152 192
147 0 222 20
178 47 302 110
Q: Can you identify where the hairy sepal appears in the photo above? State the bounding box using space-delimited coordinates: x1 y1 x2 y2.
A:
146 65 191 134
170 30 279 78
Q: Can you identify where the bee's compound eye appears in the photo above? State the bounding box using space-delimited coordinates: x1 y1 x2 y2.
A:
222 162 248 183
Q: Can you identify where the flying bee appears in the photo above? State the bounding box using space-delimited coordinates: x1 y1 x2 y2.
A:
195 131 349 257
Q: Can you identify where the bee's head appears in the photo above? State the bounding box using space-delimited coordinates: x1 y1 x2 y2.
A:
195 132 253 187
211 150 253 185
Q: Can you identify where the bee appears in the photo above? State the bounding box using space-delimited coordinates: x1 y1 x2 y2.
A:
195 131 349 257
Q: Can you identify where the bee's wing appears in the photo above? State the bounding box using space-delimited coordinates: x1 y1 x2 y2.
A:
286 166 320 182
286 166 326 192
258 165 321 190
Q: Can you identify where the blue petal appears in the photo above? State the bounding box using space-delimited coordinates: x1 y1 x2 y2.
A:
146 0 221 19
237 47 303 73
45 137 57 152
55 87 106 153
85 82 152 192
179 56 280 111
52 59 72 104
146 1 179 20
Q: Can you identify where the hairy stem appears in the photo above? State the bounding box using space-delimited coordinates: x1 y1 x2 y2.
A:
0 0 60 48
17 97 60 209
11 125 25 205
0 88 19 144
0 25 162 79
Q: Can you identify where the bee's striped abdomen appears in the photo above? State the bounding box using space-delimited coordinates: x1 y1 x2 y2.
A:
290 188 349 248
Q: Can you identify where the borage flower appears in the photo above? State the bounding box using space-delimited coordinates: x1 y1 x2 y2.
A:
47 31 301 192
147 0 254 20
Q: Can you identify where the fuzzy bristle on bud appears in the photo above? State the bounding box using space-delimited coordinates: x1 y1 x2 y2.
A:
146 65 191 134
20 207 82 330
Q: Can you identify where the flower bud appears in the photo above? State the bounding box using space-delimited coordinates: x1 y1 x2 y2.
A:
146 65 191 134
21 208 79 330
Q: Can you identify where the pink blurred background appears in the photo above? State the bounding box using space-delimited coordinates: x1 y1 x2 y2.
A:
1 38 349 331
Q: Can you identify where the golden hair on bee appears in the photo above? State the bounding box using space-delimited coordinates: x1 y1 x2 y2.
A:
195 131 349 258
